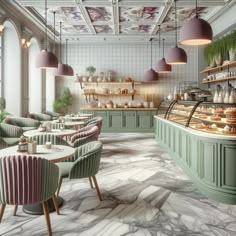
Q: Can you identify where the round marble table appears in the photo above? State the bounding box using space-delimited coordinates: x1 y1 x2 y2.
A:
0 145 75 215
23 129 77 140
64 116 88 121
79 113 93 117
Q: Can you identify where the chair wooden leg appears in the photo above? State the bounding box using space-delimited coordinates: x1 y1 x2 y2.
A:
92 176 102 201
52 194 60 215
56 177 63 198
88 176 94 189
42 201 52 236
13 205 18 216
0 204 6 223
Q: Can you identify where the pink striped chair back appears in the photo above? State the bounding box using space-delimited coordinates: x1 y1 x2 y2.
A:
0 155 59 205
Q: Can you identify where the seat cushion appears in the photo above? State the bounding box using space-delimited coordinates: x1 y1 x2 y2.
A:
2 137 19 146
56 162 74 178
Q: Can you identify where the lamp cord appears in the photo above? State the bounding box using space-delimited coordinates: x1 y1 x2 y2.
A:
59 22 62 63
150 38 152 68
66 39 68 65
175 0 177 47
195 0 199 17
162 39 165 58
158 25 161 56
53 11 55 53
45 0 47 50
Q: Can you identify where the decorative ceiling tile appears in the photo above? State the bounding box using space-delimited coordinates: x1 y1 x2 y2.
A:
86 7 112 22
62 24 90 34
120 25 153 34
161 7 210 32
120 7 160 22
94 25 113 34
33 6 85 25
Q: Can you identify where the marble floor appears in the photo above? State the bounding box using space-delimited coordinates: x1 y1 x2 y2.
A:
1 133 236 236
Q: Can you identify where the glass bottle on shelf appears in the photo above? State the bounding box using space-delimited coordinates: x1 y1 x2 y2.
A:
229 89 236 103
213 90 218 103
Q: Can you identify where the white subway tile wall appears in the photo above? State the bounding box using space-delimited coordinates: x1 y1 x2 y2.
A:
57 43 200 112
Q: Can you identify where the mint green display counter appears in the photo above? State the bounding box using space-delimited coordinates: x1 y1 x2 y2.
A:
155 116 236 204
81 108 156 132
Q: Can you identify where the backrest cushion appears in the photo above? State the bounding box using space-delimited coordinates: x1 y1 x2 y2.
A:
70 126 98 143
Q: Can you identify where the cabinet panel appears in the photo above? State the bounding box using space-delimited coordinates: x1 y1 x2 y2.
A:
188 137 198 174
123 111 136 129
137 113 151 129
109 111 122 129
94 111 108 128
200 141 217 186
221 145 236 190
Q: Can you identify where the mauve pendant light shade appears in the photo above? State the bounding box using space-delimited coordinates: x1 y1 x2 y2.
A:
166 0 187 65
35 0 58 69
145 68 158 81
179 0 212 46
166 46 187 64
54 63 70 76
156 58 172 73
35 50 58 68
67 65 74 76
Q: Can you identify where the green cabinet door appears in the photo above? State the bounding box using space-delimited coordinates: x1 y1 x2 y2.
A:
137 111 151 129
94 111 109 128
109 111 122 129
123 111 136 129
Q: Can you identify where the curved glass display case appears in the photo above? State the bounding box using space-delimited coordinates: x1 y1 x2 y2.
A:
158 100 236 135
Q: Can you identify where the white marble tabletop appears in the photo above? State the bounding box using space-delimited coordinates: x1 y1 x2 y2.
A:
64 116 88 121
0 145 75 163
23 129 77 138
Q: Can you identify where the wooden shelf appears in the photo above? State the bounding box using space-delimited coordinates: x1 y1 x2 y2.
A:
201 76 236 84
83 93 139 96
200 61 236 74
79 81 142 85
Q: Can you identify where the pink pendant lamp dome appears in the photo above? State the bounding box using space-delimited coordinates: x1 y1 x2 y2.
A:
166 0 187 64
35 0 58 69
54 22 71 76
179 0 212 46
145 38 158 81
65 39 74 76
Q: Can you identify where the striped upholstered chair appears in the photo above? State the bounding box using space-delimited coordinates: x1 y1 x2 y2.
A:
86 116 103 134
56 141 103 201
69 125 99 148
0 155 59 236
31 134 69 146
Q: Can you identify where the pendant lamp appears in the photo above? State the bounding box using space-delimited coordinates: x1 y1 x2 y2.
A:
179 0 212 46
65 39 74 76
156 26 172 73
54 22 70 76
145 38 158 81
35 0 58 68
166 0 187 64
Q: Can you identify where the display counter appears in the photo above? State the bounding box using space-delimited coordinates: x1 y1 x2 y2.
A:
80 108 157 132
155 100 236 204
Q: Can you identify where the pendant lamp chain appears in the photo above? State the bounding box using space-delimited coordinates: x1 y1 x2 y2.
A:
66 39 68 65
174 0 177 46
158 25 161 56
53 11 55 50
162 39 165 58
59 22 62 63
195 0 198 17
45 0 48 50
150 38 153 68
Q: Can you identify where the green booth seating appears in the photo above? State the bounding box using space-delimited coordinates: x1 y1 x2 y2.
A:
3 117 40 132
0 123 23 149
43 111 61 120
28 113 52 121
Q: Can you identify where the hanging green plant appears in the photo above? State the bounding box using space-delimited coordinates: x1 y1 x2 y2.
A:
86 66 96 76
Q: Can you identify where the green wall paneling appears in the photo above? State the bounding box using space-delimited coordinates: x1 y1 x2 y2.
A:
137 111 151 129
95 111 109 128
188 136 199 176
220 144 236 190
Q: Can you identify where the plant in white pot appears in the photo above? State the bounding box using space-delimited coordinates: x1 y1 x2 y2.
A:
86 66 96 82
226 30 236 62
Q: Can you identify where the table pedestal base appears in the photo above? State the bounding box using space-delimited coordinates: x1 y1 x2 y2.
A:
23 196 64 215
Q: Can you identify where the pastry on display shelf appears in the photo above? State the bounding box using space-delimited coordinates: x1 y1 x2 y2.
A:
226 117 236 123
196 113 208 119
225 107 236 114
213 108 224 114
210 115 222 121
206 123 218 131
222 125 236 134
192 122 206 129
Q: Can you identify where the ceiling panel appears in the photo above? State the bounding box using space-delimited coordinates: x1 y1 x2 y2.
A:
12 0 233 42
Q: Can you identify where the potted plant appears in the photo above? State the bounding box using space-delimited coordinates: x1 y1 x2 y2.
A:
225 30 236 62
53 88 73 115
86 66 96 82
0 97 11 122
